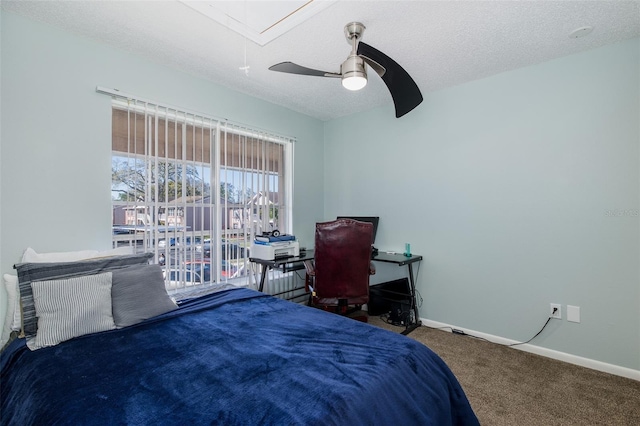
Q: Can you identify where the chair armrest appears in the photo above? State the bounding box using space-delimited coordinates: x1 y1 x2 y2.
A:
303 260 316 276
369 262 376 275
303 260 315 292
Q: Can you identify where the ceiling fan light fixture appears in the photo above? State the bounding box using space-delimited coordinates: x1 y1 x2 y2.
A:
342 73 367 91
341 55 367 91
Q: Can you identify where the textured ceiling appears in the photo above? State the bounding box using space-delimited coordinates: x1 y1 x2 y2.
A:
3 1 640 121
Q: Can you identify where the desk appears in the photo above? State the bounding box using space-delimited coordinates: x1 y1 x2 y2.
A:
250 250 315 293
249 251 423 335
369 252 423 334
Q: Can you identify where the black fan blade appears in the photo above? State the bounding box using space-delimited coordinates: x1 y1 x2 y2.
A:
357 42 423 118
269 62 340 78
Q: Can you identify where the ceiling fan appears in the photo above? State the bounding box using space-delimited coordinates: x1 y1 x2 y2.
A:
268 22 423 118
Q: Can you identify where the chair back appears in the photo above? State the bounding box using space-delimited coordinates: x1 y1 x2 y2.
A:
313 218 373 306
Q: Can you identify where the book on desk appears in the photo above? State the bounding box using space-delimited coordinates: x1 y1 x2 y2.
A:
254 234 296 243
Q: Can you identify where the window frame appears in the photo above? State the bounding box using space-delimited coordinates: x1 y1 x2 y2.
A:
110 98 294 292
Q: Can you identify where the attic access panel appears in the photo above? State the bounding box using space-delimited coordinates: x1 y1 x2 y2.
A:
180 0 337 46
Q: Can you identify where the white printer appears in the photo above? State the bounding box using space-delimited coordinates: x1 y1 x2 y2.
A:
250 240 300 260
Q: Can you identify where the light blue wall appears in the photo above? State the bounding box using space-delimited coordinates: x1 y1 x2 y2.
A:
0 13 324 282
1 10 638 373
0 6 4 319
324 38 640 370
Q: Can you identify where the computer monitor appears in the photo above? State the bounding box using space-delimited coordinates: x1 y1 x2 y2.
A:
336 216 379 245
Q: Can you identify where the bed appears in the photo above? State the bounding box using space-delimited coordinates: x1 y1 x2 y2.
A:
1 252 479 425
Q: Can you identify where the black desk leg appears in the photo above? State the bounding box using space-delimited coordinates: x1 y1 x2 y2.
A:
258 265 269 292
401 263 422 336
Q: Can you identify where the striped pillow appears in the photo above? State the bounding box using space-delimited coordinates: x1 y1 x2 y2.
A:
16 252 154 339
28 273 116 350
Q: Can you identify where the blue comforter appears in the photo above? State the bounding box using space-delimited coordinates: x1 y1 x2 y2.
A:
1 288 478 425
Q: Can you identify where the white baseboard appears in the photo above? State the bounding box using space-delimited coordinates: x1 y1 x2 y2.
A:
422 319 640 381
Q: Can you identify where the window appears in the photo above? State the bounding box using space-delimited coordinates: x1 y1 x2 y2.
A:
110 98 294 292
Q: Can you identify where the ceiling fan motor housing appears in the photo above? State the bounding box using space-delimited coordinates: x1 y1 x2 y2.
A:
341 55 367 90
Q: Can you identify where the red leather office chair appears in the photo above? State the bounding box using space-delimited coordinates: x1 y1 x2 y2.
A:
304 219 375 320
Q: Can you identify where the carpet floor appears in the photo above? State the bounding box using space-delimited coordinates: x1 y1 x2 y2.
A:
366 315 640 426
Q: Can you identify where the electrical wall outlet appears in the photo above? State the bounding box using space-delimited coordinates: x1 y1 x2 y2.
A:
550 303 562 319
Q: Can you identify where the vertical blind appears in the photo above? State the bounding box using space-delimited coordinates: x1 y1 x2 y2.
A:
105 90 294 293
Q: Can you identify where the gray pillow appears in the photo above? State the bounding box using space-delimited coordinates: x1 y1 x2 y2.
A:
111 264 178 328
28 272 116 350
16 252 153 338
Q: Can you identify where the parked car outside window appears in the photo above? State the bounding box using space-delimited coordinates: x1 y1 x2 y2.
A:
163 269 202 286
201 241 246 260
186 260 238 281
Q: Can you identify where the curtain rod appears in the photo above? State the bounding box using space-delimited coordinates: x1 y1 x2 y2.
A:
95 86 296 143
